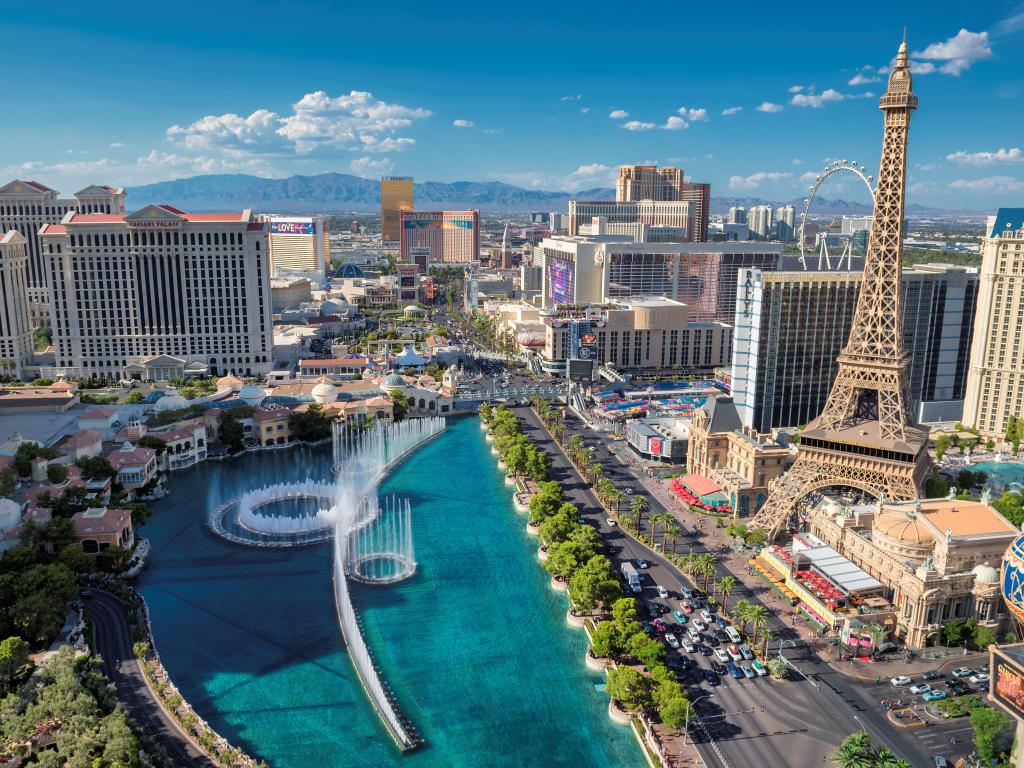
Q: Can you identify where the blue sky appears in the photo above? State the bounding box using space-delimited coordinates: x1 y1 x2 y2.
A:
4 1 1024 209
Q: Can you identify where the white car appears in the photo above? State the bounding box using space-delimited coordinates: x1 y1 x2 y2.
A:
714 648 730 663
909 683 931 695
890 675 912 687
692 619 707 632
656 585 669 599
969 673 990 685
606 518 617 527
951 667 973 679
699 609 713 623
681 638 696 653
665 633 679 649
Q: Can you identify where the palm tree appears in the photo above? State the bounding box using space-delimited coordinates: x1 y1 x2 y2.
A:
865 623 888 659
717 576 737 614
629 496 650 535
619 507 636 531
872 751 909 768
697 552 718 592
732 599 754 634
832 732 874 768
607 488 625 516
664 521 683 554
649 511 666 543
745 604 771 647
759 626 774 659
567 435 584 463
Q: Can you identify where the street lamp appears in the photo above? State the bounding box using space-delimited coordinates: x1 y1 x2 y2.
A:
684 693 712 746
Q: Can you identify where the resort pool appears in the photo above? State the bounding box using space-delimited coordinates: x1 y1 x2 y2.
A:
139 418 644 768
974 461 1024 489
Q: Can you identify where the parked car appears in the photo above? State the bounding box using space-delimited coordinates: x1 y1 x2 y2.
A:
692 619 707 632
969 673 990 685
751 660 768 677
673 610 688 624
687 628 702 643
922 670 945 681
681 638 696 653
923 690 947 702
703 669 721 686
890 675 912 687
740 663 755 679
909 683 932 695
715 648 731 664
698 643 713 657
933 756 949 768
727 645 743 662
738 644 754 661
726 662 744 680
951 667 974 679
652 619 667 632
680 602 694 614
665 633 680 649
699 609 713 623
656 585 669 599
680 587 693 600
711 660 728 675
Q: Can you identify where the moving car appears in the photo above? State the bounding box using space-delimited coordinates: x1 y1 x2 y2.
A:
909 683 932 695
665 633 679 649
727 645 742 662
606 518 617 527
923 690 947 702
726 662 744 680
751 660 768 677
636 557 648 569
951 667 974 679
740 663 755 679
890 675 912 687
656 585 669 599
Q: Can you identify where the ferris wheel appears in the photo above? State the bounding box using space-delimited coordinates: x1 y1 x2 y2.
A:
799 159 877 270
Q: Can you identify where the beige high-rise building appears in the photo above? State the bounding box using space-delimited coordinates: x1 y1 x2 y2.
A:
963 209 1024 437
616 165 684 202
0 180 126 327
263 215 329 276
0 231 34 379
380 177 413 243
39 204 273 381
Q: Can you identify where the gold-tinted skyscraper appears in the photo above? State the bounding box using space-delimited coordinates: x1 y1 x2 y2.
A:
381 177 414 243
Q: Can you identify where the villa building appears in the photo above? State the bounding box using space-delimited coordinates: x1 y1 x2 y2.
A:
254 408 293 447
72 506 134 554
150 419 208 471
106 442 158 498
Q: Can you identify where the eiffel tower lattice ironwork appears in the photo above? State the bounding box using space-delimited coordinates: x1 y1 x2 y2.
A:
749 39 932 541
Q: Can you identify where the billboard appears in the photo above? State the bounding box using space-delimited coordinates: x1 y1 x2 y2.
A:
548 258 575 305
992 648 1024 721
649 437 663 456
568 321 598 362
403 218 474 231
567 358 595 381
271 220 315 236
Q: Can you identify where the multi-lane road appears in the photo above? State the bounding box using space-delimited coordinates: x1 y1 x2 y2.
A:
515 403 965 768
85 590 219 767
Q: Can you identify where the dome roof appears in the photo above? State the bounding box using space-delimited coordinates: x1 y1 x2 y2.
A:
404 304 423 313
516 331 546 348
0 497 20 529
217 374 243 391
334 262 365 279
973 562 999 583
154 391 189 412
381 373 406 391
311 376 338 404
238 385 266 406
320 298 348 316
875 510 931 544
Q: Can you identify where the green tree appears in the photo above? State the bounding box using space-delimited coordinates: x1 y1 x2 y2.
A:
528 482 566 522
970 705 1010 765
659 696 695 731
767 657 789 679
943 618 965 647
629 495 650 533
218 409 246 452
832 731 873 768
288 403 334 442
538 507 578 546
12 442 61 477
75 455 117 482
568 555 622 612
390 391 410 421
0 466 15 497
138 435 167 454
605 666 651 711
717 576 737 614
934 434 952 461
45 463 68 485
0 635 31 694
611 597 639 624
746 528 768 548
591 620 623 658
973 625 997 650
873 748 910 768
124 390 145 404
478 402 492 422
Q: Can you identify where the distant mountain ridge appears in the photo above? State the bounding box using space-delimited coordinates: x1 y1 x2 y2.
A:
124 172 978 216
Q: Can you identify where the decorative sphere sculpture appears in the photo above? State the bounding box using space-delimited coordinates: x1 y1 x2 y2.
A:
1000 533 1024 624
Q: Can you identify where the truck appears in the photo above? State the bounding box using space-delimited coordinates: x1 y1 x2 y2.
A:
621 562 642 594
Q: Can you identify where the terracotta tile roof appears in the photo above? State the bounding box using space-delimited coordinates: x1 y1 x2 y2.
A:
81 406 118 420
73 507 131 536
299 357 369 368
253 408 291 422
107 446 155 469
65 430 102 450
39 223 67 235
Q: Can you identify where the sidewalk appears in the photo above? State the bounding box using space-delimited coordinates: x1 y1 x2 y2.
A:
824 648 990 683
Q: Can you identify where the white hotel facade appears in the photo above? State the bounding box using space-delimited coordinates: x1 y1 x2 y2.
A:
39 204 274 381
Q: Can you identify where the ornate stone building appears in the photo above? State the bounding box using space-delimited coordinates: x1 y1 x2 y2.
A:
808 495 1013 647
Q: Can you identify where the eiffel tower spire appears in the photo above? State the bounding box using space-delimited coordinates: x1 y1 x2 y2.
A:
749 39 931 541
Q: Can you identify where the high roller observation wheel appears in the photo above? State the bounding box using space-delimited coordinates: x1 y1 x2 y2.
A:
798 159 877 265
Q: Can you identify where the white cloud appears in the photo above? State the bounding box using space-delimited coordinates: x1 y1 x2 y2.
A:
609 109 629 119
350 155 394 177
848 72 880 86
913 29 992 76
721 106 742 116
946 148 1023 166
492 163 617 192
573 163 612 176
452 119 474 128
949 176 1024 193
579 107 590 114
560 94 582 101
167 90 430 156
788 85 805 93
109 142 125 149
916 162 942 172
799 171 818 183
792 158 803 165
790 88 846 108
993 10 1024 37
661 116 688 131
729 171 793 191
756 102 784 113
621 120 656 131
677 106 709 122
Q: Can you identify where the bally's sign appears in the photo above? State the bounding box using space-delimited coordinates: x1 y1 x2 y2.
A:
991 647 1024 722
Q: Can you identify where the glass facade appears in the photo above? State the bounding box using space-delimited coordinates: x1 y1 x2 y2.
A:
380 177 413 242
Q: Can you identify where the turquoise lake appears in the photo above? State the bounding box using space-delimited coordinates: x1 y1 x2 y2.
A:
138 417 644 767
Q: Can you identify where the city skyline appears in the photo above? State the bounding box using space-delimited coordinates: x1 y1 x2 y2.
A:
3 1 1023 208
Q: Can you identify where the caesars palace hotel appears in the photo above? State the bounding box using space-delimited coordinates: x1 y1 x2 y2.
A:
38 204 273 380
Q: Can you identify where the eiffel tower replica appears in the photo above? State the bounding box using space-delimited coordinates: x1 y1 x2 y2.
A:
749 39 932 541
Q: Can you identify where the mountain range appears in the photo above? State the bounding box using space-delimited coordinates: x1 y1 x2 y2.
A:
124 172 972 216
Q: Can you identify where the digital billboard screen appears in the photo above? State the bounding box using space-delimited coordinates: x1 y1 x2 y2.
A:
992 649 1024 721
271 220 315 235
548 258 574 305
